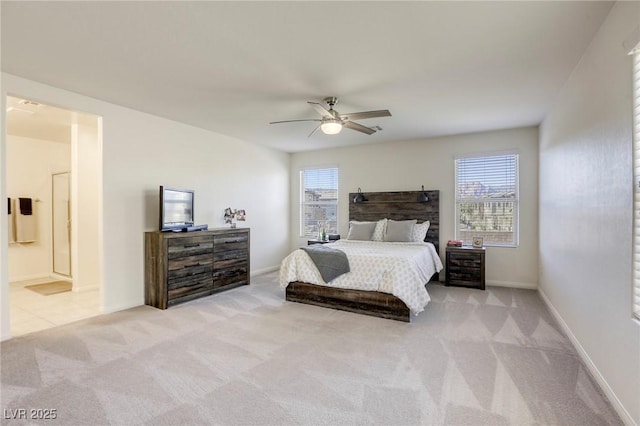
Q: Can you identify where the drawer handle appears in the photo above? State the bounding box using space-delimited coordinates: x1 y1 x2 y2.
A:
185 263 202 268
225 240 240 244
183 243 201 248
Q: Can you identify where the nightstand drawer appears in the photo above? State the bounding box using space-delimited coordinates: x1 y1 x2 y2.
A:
447 265 480 275
448 270 482 283
448 254 482 268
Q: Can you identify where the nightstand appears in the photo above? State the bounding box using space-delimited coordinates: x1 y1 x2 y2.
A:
307 239 332 245
445 246 486 290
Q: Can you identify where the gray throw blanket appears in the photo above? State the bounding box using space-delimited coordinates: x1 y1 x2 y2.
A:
300 245 350 283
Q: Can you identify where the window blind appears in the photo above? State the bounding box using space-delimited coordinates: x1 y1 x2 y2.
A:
300 167 339 238
455 153 519 246
632 49 640 320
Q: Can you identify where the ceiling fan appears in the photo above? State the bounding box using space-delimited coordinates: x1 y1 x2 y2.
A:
269 97 391 136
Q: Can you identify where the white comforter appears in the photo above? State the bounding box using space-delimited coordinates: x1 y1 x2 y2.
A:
279 240 443 314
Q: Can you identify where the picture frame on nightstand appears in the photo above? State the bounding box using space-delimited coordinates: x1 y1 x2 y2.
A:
472 236 484 248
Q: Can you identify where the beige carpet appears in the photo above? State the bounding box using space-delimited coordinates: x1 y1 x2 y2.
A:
24 280 72 296
1 271 622 425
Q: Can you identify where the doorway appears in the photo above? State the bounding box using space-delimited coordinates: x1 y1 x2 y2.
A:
6 95 102 337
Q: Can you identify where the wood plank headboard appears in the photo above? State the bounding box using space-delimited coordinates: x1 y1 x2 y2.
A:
348 190 440 253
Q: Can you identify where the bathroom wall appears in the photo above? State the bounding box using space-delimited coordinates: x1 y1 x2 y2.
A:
7 134 70 281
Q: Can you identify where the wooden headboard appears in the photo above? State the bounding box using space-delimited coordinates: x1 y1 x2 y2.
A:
348 190 440 253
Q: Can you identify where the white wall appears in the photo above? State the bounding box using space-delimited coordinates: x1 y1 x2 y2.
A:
6 134 70 281
1 89 7 339
539 2 640 424
290 126 539 288
72 119 101 292
0 73 291 340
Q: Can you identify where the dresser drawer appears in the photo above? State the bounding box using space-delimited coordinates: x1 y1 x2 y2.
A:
167 282 211 304
168 270 213 291
213 264 248 288
214 233 249 265
167 253 213 271
214 232 248 252
168 236 213 259
167 264 212 284
214 250 249 268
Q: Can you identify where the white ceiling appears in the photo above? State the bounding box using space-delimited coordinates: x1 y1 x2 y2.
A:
6 96 97 144
1 1 614 153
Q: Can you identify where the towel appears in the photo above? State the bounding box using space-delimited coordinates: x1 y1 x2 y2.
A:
16 197 37 243
7 199 15 243
19 198 32 215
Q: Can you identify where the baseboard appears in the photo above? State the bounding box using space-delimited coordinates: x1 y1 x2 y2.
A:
72 283 99 293
538 287 635 426
486 279 537 290
101 300 143 315
8 274 50 283
251 265 280 276
50 272 72 281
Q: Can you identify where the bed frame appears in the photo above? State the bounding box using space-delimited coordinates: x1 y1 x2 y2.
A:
285 190 440 322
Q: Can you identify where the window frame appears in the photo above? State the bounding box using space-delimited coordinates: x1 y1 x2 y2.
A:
299 166 339 238
631 45 640 321
454 151 520 248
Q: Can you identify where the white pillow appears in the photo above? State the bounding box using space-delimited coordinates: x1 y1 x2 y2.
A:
384 219 417 242
347 221 377 241
371 219 387 241
412 221 430 242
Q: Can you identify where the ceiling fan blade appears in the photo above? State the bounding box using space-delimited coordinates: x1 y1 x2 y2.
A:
307 101 335 118
340 110 391 121
269 118 322 124
308 124 321 138
343 120 376 135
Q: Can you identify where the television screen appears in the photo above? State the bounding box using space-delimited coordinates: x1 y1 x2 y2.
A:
160 186 194 231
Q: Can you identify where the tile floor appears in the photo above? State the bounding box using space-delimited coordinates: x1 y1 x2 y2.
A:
9 277 100 337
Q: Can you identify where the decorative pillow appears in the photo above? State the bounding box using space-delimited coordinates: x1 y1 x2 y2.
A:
371 219 388 241
412 221 430 242
384 219 417 242
347 221 377 241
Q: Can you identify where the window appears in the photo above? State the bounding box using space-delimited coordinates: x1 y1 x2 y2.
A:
632 45 640 320
455 153 519 247
300 167 339 237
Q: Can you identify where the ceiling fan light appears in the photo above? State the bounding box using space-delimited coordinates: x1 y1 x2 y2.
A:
320 121 342 135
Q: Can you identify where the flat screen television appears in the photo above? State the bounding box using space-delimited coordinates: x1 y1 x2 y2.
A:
159 186 195 231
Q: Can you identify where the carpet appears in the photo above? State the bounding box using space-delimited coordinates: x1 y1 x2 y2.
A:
25 280 72 296
1 271 622 425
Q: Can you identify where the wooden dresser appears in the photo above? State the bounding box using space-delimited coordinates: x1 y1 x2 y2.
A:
145 228 250 309
445 246 485 290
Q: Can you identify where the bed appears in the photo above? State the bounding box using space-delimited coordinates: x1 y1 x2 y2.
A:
280 190 442 322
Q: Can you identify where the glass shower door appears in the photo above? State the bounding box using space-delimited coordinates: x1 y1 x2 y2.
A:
52 172 71 277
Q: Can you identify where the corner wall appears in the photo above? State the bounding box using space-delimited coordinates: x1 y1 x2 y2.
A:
290 126 539 288
539 2 640 423
72 119 101 292
0 73 290 340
